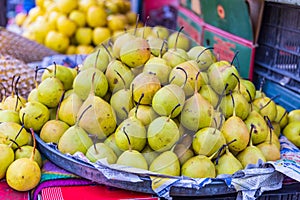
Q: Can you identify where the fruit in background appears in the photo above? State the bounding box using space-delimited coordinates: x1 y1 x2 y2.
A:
0 144 14 179
78 0 97 12
47 11 64 30
45 30 69 53
283 121 300 148
75 27 93 45
69 10 86 27
76 45 94 54
92 27 111 46
288 109 300 123
107 14 128 32
56 0 78 14
86 5 107 27
15 12 27 26
149 151 180 176
85 142 117 164
19 101 50 132
56 15 77 37
6 129 41 192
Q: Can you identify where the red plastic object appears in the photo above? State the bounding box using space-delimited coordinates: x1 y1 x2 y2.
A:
41 185 159 200
0 180 29 200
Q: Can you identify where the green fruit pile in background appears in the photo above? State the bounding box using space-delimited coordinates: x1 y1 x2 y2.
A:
1 25 300 188
14 0 137 54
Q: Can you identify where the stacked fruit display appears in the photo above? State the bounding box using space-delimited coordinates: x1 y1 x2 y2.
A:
14 0 137 54
1 25 300 192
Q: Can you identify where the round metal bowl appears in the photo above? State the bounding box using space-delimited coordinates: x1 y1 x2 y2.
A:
35 133 237 198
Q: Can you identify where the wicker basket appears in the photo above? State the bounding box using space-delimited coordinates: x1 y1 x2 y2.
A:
0 27 58 64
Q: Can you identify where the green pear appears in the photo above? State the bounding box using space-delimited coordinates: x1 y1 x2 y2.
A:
120 36 151 68
198 85 219 109
274 105 288 129
162 48 189 68
147 35 167 57
143 57 172 86
128 105 158 126
192 127 226 157
40 119 70 144
287 109 300 123
169 61 207 97
219 91 250 120
37 76 65 108
187 46 216 70
244 110 268 145
19 101 50 132
181 155 216 178
235 79 256 103
149 151 180 176
105 59 135 93
168 31 190 51
236 124 266 168
141 145 160 166
207 60 239 95
283 121 300 148
147 116 180 152
152 84 185 118
130 72 161 105
0 144 14 179
116 149 148 170
0 110 20 123
112 32 135 59
151 26 169 39
252 97 277 122
58 92 83 126
104 133 123 157
80 47 110 72
86 142 117 164
41 64 75 90
0 122 30 149
15 145 43 168
215 146 243 176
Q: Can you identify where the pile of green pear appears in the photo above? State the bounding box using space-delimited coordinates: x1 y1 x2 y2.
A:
1 24 300 182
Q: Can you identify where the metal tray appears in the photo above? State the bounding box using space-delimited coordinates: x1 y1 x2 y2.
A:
35 133 237 198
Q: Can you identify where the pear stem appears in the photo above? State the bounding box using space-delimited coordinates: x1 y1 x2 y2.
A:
215 139 237 165
175 26 184 51
231 73 240 93
90 72 96 96
134 14 140 36
11 74 17 97
56 91 65 121
159 39 167 58
76 105 92 126
53 62 57 77
229 90 236 117
142 16 150 39
169 103 181 121
101 43 113 60
260 95 280 110
114 69 126 90
230 50 240 66
249 124 256 146
279 110 288 123
8 138 21 149
194 70 201 94
175 66 188 88
94 49 101 69
15 114 25 140
264 116 274 145
34 66 39 88
29 128 36 161
135 93 144 119
122 127 132 152
218 113 224 130
215 83 228 110
92 135 98 154
196 47 214 63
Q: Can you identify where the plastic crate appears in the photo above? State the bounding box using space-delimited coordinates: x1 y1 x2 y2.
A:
254 2 300 111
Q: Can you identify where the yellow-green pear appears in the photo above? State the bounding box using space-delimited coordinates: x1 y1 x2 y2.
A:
149 151 180 176
181 155 216 178
86 143 117 164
